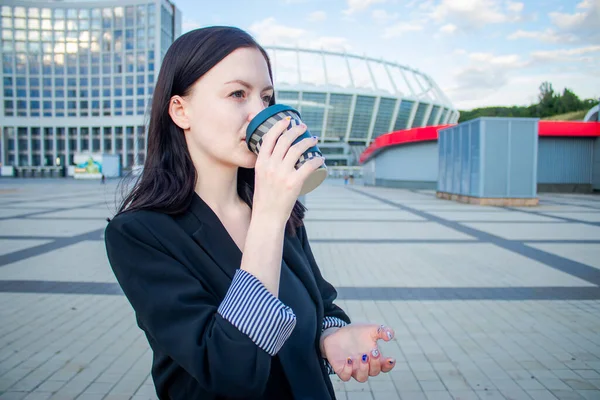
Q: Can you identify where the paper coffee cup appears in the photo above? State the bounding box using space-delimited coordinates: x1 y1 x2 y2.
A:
246 104 327 195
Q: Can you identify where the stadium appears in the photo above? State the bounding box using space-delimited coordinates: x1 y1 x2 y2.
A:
264 46 459 166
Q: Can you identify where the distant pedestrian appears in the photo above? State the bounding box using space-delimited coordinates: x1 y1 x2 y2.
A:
349 174 354 185
101 174 105 184
344 174 349 185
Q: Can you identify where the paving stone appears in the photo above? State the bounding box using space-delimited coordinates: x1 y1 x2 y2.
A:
576 390 600 400
549 390 586 400
346 392 374 400
526 390 560 400
372 391 400 400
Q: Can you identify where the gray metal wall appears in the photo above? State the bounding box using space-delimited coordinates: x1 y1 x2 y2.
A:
438 118 538 198
537 138 594 184
593 138 600 190
372 142 438 188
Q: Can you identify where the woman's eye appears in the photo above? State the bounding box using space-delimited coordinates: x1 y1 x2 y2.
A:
231 90 245 98
262 96 272 103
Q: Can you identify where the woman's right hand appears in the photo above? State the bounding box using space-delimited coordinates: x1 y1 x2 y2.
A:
251 116 324 224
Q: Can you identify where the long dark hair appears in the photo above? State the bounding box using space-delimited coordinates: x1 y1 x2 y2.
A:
116 26 305 234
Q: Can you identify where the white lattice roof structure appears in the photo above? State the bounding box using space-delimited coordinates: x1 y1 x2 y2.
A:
265 46 459 144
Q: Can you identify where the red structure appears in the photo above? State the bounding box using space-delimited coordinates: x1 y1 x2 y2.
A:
359 121 600 164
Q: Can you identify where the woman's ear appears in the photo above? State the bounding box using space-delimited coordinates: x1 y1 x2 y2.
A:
168 96 190 130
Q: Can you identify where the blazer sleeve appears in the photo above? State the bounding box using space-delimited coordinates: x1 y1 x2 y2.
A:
105 213 295 398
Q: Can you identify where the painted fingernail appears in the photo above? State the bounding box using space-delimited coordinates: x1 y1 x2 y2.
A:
389 359 395 365
386 331 393 340
378 325 385 334
362 354 368 363
372 349 380 358
347 357 353 365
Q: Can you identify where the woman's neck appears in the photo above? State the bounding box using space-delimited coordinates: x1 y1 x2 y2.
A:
193 155 245 216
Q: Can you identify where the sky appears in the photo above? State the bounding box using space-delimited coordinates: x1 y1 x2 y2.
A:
175 0 600 110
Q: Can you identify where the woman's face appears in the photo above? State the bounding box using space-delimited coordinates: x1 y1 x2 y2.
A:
179 47 274 169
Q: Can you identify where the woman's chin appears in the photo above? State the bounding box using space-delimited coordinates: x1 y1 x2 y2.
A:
236 153 257 169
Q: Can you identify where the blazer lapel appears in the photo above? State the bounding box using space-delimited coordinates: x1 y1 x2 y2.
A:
186 192 323 313
283 235 323 313
188 193 242 280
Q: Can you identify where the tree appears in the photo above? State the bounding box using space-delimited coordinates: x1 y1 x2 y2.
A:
538 81 554 103
558 88 582 114
537 81 556 117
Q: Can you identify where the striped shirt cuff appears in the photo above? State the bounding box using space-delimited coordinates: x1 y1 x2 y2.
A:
322 316 348 331
322 316 348 374
218 269 297 356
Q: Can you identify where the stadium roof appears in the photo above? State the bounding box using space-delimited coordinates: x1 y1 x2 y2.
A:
265 46 454 109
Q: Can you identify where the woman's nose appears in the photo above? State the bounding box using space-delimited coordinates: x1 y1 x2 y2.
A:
247 98 268 122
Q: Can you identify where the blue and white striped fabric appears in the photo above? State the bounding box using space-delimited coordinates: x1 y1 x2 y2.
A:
322 316 348 331
322 316 349 374
218 269 297 356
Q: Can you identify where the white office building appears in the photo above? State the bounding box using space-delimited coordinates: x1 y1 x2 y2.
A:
0 0 181 174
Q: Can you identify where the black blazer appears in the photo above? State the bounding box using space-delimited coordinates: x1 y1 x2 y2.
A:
105 193 351 399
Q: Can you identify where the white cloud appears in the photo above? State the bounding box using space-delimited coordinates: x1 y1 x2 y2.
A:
454 72 600 109
446 42 600 108
248 17 351 52
530 45 600 62
577 0 594 9
549 10 588 30
506 1 524 13
439 23 457 34
467 52 525 67
446 50 528 106
248 17 305 46
382 21 423 38
308 11 327 22
429 0 523 31
307 36 351 52
508 29 578 44
372 9 399 23
547 0 600 43
343 0 387 15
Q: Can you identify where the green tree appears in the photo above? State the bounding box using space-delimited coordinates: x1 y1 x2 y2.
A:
558 88 582 114
457 82 596 123
537 81 556 117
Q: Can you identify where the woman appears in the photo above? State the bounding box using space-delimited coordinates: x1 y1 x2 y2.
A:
105 26 396 399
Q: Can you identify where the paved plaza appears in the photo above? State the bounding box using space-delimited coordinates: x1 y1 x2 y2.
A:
1 178 600 400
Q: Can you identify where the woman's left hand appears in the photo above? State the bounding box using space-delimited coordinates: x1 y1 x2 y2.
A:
321 323 396 382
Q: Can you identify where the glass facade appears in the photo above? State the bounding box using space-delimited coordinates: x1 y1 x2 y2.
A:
301 92 327 137
349 96 375 139
326 94 352 141
372 98 396 139
412 102 430 128
394 100 414 131
0 1 180 169
427 105 441 126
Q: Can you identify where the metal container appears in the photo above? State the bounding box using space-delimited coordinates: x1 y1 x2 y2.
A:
438 117 538 199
